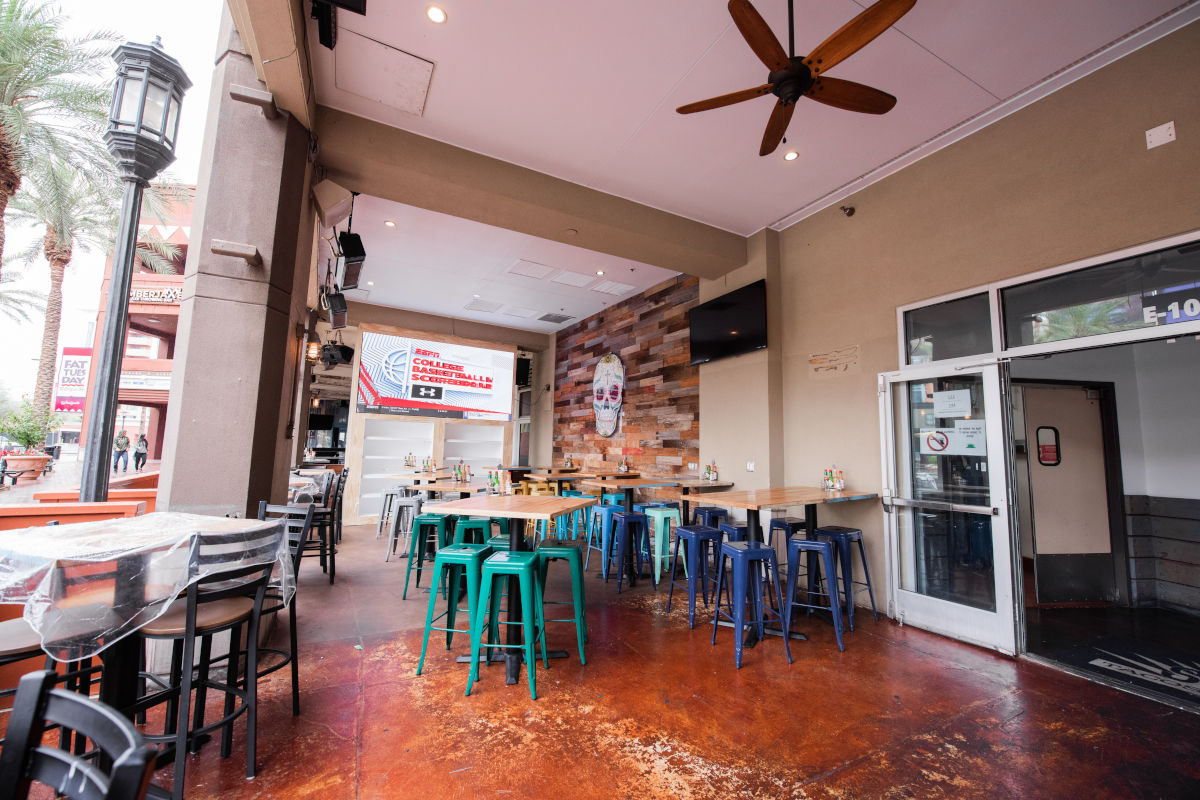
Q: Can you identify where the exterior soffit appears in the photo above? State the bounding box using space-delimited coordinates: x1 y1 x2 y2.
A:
227 0 315 131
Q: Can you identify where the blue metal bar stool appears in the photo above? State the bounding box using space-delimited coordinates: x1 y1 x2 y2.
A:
814 525 879 631
719 522 749 542
768 516 805 547
667 524 722 628
710 541 792 668
784 537 844 651
609 511 651 593
693 506 728 527
584 504 622 577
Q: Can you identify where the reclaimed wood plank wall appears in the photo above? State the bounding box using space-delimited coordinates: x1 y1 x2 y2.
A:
553 276 699 478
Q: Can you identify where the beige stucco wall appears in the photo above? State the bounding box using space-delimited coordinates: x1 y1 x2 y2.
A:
772 19 1200 614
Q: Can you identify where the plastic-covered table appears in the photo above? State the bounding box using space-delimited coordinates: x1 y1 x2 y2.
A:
0 512 289 715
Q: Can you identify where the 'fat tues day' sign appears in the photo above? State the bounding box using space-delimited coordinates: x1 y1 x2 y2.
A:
919 419 988 456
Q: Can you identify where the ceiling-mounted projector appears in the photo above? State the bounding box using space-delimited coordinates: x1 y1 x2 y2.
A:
320 342 355 369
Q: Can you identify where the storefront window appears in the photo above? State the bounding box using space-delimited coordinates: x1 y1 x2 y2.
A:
904 293 992 364
1002 240 1200 348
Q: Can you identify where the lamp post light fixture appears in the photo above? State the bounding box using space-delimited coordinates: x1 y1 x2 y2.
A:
80 37 190 502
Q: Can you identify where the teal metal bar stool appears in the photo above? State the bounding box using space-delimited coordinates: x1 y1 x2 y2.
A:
453 518 491 545
644 506 682 585
468 551 547 699
535 543 588 663
417 543 493 675
402 513 452 599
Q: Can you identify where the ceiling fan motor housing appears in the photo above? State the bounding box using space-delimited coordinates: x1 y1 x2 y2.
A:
769 57 814 104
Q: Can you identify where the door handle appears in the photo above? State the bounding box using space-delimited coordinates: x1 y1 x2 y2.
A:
886 496 999 516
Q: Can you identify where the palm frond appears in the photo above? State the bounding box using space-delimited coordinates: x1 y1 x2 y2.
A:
0 281 43 322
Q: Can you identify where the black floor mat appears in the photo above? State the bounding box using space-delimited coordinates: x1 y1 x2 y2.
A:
1026 606 1200 708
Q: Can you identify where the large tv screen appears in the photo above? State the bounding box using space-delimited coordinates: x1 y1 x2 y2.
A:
357 332 515 420
688 279 768 365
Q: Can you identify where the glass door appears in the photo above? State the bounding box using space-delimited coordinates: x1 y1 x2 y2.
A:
879 363 1017 653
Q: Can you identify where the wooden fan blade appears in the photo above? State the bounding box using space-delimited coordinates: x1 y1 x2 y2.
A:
759 100 795 156
677 84 773 114
805 77 897 114
728 0 790 72
805 0 917 75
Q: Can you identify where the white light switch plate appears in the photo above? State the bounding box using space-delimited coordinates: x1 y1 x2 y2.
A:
1146 121 1175 149
746 461 755 472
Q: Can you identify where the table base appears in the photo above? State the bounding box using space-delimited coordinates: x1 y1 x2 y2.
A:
456 649 570 684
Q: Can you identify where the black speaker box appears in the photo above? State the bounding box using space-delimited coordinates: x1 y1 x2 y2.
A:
516 356 532 387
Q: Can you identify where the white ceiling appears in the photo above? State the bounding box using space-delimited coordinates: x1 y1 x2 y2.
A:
329 195 680 332
306 0 1198 331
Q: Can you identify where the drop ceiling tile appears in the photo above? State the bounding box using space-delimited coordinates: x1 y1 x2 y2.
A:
591 280 636 296
502 305 539 318
507 259 556 279
550 271 595 288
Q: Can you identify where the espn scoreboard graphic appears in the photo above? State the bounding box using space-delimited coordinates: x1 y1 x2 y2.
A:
357 332 515 420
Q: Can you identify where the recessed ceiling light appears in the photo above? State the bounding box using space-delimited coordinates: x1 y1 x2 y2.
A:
426 5 447 23
472 294 480 298
596 270 604 276
384 220 396 227
783 151 799 161
147 317 160 323
366 281 375 286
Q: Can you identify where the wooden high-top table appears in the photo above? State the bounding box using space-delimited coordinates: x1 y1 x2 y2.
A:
422 494 597 685
654 479 736 523
526 471 598 495
696 486 879 542
417 480 491 500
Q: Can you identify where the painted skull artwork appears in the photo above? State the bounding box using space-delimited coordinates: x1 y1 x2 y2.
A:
592 353 625 437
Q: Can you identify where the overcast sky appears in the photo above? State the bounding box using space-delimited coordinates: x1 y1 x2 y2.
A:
0 1 221 403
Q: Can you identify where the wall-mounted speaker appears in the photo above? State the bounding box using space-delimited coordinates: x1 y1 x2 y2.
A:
312 179 353 228
516 356 532 388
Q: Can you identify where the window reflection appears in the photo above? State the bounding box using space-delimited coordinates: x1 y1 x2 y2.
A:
1003 240 1200 347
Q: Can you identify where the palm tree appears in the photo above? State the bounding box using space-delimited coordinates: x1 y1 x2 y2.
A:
8 154 182 413
0 0 116 278
0 265 43 322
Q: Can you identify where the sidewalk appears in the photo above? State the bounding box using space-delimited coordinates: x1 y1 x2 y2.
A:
0 454 159 504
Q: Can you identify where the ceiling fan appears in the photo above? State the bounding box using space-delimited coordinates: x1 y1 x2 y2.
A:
678 0 917 156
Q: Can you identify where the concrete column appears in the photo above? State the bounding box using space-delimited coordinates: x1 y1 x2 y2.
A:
158 9 315 516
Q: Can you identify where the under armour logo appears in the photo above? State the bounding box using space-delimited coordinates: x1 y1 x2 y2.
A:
411 385 443 400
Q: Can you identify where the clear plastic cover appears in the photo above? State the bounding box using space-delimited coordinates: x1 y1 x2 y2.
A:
0 512 291 662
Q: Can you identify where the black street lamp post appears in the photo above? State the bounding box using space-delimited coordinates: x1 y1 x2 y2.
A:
80 37 190 502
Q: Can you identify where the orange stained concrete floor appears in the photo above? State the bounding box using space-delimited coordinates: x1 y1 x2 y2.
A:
122 525 1200 798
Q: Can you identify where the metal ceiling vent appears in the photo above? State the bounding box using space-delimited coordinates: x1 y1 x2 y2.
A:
334 29 434 116
538 313 574 324
464 298 503 312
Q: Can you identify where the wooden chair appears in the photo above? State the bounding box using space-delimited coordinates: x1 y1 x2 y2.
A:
0 669 156 800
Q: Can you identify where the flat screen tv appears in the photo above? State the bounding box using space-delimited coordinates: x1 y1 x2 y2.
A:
688 279 767 365
308 413 334 430
357 331 516 421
